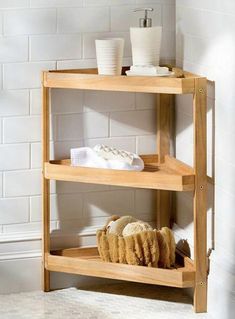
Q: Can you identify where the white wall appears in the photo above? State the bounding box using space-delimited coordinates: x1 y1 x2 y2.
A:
0 0 175 293
176 1 235 318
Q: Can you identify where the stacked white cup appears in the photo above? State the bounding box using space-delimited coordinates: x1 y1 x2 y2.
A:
95 38 124 75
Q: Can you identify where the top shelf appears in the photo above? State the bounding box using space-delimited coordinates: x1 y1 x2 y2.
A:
42 67 204 94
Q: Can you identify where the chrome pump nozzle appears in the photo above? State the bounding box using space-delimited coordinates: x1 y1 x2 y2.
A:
133 7 153 28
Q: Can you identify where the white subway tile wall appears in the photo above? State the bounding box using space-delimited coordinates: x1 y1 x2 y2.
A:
0 12 2 34
0 0 175 236
4 169 41 197
137 135 157 154
56 112 109 140
30 193 83 222
0 173 2 197
3 61 56 89
0 36 29 62
0 0 29 9
110 4 161 31
4 9 57 35
83 189 135 218
110 110 156 136
135 93 156 110
0 64 2 88
0 90 29 116
0 144 30 170
0 119 2 143
30 35 82 61
0 197 29 224
30 1 83 8
51 89 83 114
84 90 135 112
3 116 41 143
57 7 110 33
30 89 42 115
176 1 235 317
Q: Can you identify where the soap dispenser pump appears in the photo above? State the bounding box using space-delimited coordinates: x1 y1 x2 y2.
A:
134 7 153 28
130 7 162 67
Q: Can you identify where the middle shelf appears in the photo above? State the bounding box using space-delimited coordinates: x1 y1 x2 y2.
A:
44 154 195 191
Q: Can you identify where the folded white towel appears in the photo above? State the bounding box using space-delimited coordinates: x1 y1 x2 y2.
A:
70 145 144 171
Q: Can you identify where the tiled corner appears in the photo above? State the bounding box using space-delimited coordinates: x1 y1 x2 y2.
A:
0 1 176 263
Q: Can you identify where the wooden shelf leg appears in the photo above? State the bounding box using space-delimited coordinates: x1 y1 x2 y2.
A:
42 80 50 292
156 94 174 228
193 78 207 313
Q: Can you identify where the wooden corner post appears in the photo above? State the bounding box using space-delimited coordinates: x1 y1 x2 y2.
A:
193 78 207 312
156 94 174 228
42 73 50 292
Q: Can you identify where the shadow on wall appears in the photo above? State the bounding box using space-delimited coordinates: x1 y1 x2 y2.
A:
48 89 157 250
176 10 235 318
47 80 216 253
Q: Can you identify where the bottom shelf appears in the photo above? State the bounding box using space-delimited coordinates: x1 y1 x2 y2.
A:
46 247 195 288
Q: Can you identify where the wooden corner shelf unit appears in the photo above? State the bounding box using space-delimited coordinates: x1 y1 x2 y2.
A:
42 67 208 313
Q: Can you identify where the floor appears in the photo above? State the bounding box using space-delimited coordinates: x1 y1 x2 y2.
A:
0 283 211 319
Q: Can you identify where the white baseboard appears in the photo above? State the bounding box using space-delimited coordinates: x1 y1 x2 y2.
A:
0 257 42 294
3 223 234 296
0 256 114 294
0 226 115 294
0 225 100 256
0 223 186 294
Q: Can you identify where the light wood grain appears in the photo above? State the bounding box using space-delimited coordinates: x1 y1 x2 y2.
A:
43 69 195 94
157 95 174 164
156 94 174 228
44 155 195 192
193 78 207 313
165 155 194 174
47 247 195 288
41 68 208 313
42 76 50 292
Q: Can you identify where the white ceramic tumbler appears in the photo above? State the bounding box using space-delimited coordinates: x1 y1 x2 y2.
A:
95 38 124 75
130 26 162 66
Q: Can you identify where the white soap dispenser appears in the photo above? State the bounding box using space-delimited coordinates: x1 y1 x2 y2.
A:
130 8 162 67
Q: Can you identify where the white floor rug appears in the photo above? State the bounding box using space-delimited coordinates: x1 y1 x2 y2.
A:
0 283 211 319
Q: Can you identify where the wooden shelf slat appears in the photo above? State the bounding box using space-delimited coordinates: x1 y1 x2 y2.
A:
44 155 195 192
42 67 199 94
47 247 195 288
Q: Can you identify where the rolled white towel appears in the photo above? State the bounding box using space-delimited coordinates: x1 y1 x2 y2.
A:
70 145 144 171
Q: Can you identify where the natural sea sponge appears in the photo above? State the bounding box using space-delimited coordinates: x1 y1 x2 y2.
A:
97 229 160 267
122 221 153 237
97 215 175 268
156 230 170 268
107 215 137 236
160 227 176 265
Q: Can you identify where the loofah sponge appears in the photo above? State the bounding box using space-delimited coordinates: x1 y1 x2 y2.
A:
122 221 153 237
